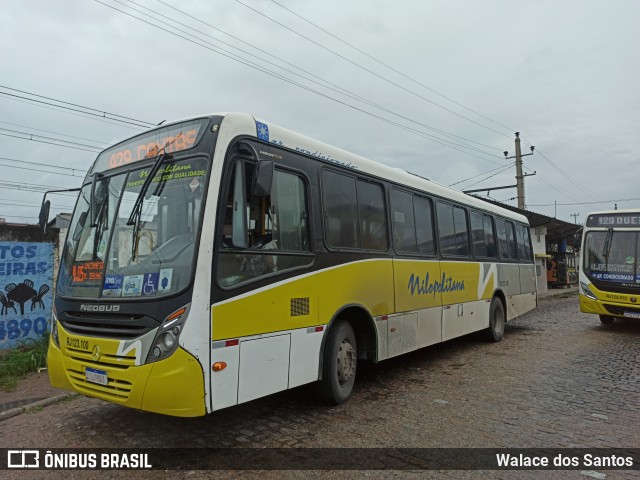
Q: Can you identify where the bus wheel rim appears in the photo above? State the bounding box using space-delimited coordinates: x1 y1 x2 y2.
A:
337 339 355 386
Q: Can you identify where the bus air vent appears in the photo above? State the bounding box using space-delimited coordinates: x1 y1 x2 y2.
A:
290 297 310 316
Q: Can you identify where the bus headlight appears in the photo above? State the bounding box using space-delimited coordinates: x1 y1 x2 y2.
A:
580 281 597 300
146 305 190 364
51 306 60 348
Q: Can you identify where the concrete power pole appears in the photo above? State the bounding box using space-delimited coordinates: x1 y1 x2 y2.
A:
504 133 535 209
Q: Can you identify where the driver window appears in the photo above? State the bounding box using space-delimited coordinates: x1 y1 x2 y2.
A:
218 160 311 287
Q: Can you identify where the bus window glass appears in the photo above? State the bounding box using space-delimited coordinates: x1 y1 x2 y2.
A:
496 218 508 260
437 202 456 256
453 206 469 256
584 231 638 282
470 211 487 257
218 164 311 287
515 223 527 259
483 214 497 258
391 190 417 252
357 180 388 251
323 171 358 248
414 196 435 254
505 221 517 259
273 171 309 251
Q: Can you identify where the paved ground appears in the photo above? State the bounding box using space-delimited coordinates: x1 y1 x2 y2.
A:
1 290 638 479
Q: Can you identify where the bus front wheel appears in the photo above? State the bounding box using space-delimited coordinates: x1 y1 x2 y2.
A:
319 320 357 405
486 297 505 342
599 315 615 324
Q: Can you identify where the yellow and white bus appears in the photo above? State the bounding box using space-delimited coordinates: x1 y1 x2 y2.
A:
579 209 640 324
42 113 537 417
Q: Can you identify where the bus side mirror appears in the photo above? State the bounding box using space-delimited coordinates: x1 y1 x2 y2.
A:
574 231 582 251
251 160 274 197
38 200 51 234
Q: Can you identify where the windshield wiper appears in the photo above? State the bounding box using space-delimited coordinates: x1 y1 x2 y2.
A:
602 227 614 269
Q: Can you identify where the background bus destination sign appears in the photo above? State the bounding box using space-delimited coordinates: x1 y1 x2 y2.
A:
95 119 207 172
586 213 640 227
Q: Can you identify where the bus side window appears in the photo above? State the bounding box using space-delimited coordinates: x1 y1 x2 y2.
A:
496 218 509 260
390 189 417 253
357 180 388 251
322 171 359 249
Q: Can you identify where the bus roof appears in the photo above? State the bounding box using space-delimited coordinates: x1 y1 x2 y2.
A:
239 113 529 225
91 112 530 225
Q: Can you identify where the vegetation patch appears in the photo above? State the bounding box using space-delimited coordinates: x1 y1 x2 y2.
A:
0 334 49 392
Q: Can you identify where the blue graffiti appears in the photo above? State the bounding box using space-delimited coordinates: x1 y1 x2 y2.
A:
408 272 466 298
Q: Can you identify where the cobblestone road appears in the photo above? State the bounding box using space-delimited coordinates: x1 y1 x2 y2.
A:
2 293 639 479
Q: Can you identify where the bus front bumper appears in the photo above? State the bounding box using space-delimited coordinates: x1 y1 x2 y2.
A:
580 293 640 320
48 322 206 417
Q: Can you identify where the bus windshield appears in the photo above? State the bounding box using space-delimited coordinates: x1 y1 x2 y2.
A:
583 230 640 283
57 156 209 299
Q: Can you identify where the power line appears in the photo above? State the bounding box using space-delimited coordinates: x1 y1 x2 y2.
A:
528 197 640 207
96 0 505 165
0 95 145 131
0 156 88 175
0 85 156 127
268 0 516 134
232 0 512 139
148 0 503 155
0 128 103 153
448 164 510 187
458 164 513 190
533 148 603 202
0 90 152 129
0 120 110 145
0 158 87 178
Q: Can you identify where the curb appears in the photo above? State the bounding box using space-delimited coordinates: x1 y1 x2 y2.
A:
0 393 78 422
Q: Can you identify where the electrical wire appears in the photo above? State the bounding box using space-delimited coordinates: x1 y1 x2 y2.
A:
267 0 516 134
149 0 504 155
0 85 155 126
0 120 109 145
95 0 507 165
232 0 512 139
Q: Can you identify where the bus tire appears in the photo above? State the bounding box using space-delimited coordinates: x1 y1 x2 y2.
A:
599 315 615 324
486 297 505 342
319 320 357 405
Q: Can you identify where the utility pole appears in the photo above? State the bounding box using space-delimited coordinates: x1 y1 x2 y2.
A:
570 213 580 224
504 133 535 209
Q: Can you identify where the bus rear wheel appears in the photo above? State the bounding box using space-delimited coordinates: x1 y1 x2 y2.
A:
319 320 357 405
486 297 505 342
599 315 615 324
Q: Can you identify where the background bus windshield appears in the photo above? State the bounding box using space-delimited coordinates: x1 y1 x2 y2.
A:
57 157 209 299
584 231 640 283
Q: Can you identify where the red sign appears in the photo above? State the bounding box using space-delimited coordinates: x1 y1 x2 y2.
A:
72 261 104 285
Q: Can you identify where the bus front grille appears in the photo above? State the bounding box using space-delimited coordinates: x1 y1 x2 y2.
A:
66 368 133 401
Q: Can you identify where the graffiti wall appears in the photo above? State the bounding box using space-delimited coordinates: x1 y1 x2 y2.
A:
0 242 54 350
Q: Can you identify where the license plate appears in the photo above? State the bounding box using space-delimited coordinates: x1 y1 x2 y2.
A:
624 311 640 319
85 367 108 386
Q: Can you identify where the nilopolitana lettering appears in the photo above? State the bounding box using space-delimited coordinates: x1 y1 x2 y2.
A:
407 272 465 297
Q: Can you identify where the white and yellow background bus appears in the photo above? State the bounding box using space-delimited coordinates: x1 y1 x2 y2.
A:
44 113 537 416
579 209 640 324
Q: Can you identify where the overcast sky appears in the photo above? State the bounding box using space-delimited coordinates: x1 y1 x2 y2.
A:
1 0 639 226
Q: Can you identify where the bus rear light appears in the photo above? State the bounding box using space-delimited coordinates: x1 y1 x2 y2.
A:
315 326 324 332
225 339 239 347
212 362 227 372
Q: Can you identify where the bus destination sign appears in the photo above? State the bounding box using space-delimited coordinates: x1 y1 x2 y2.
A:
94 119 207 173
586 213 640 228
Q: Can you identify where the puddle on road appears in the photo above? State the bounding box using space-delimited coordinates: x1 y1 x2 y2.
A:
1 398 46 412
